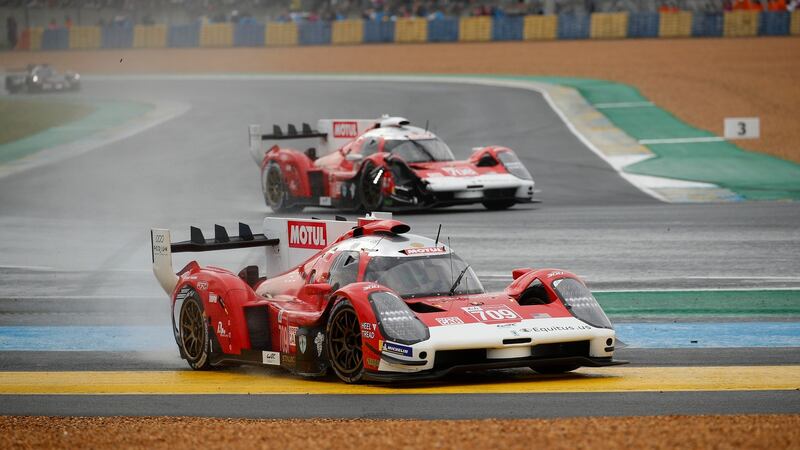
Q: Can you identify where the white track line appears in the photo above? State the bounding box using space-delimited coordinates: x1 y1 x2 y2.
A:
594 101 654 109
639 137 726 145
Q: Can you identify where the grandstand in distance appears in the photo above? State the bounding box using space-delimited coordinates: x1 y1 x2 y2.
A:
2 0 798 50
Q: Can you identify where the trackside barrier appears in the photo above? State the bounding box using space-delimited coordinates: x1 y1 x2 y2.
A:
41 28 69 50
331 19 363 44
133 25 167 48
200 23 233 47
266 22 298 46
558 14 590 39
659 11 692 37
69 26 101 49
459 16 492 41
168 23 200 48
758 11 790 35
363 20 394 43
102 25 133 48
724 11 759 37
16 27 43 50
428 17 459 42
793 11 800 34
234 22 265 46
492 16 524 41
395 17 427 43
523 15 557 40
299 21 331 45
692 12 723 36
627 12 659 37
590 12 628 38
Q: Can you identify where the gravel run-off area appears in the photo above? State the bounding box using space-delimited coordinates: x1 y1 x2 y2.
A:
1 415 798 450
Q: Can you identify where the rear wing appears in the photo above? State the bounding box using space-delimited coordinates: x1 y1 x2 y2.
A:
248 123 327 165
151 213 392 295
248 118 378 164
150 222 279 295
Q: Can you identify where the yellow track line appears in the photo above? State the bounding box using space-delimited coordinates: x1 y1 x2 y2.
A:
0 366 798 395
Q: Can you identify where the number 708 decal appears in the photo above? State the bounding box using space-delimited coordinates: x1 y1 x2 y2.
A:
462 305 520 322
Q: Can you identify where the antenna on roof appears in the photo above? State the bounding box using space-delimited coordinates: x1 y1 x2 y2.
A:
448 236 454 288
425 119 429 133
435 224 441 247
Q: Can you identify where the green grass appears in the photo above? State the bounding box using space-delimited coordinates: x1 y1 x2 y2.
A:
0 98 95 146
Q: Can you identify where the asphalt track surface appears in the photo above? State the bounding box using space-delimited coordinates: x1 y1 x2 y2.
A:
1 78 799 418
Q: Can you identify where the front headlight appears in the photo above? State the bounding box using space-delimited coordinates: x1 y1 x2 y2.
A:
369 291 429 344
32 75 39 83
497 151 532 180
553 278 613 329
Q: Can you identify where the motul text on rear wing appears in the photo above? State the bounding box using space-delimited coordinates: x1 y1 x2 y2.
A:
248 123 327 164
150 222 279 295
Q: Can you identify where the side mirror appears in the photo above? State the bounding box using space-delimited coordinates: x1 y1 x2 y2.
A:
302 283 333 296
345 153 364 162
512 268 534 280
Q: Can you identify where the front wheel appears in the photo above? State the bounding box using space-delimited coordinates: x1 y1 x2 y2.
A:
178 294 212 370
483 200 516 210
326 299 364 383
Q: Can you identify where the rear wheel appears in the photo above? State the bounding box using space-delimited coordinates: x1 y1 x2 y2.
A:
531 364 580 375
482 199 516 210
263 163 302 213
358 161 385 212
326 300 364 383
179 294 212 370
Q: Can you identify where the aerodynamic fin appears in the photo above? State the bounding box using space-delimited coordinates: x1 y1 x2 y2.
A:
248 124 328 165
150 224 280 295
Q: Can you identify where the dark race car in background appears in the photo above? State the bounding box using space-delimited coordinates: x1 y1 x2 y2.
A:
248 116 536 212
5 64 81 94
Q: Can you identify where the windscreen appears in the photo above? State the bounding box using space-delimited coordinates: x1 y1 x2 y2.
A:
384 138 455 163
364 253 484 299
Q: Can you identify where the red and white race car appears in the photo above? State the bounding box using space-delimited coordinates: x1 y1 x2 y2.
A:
248 116 535 212
151 213 624 383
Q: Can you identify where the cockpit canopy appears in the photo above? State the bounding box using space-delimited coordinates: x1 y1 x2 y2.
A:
325 232 484 299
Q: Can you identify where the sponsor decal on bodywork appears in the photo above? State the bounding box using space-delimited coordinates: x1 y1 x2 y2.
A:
262 351 280 365
361 322 377 339
333 121 358 138
380 340 413 357
435 316 465 326
314 332 325 356
402 247 446 255
280 324 298 353
287 221 327 250
442 167 478 177
298 335 307 354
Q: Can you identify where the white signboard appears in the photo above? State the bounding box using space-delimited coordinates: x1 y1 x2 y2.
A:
724 117 760 140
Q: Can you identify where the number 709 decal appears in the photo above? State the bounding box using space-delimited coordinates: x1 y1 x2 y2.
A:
462 305 520 322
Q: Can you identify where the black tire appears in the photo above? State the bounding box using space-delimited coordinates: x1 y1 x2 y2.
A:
325 299 365 383
178 294 212 370
358 160 385 212
263 163 303 213
531 364 580 375
482 199 516 210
